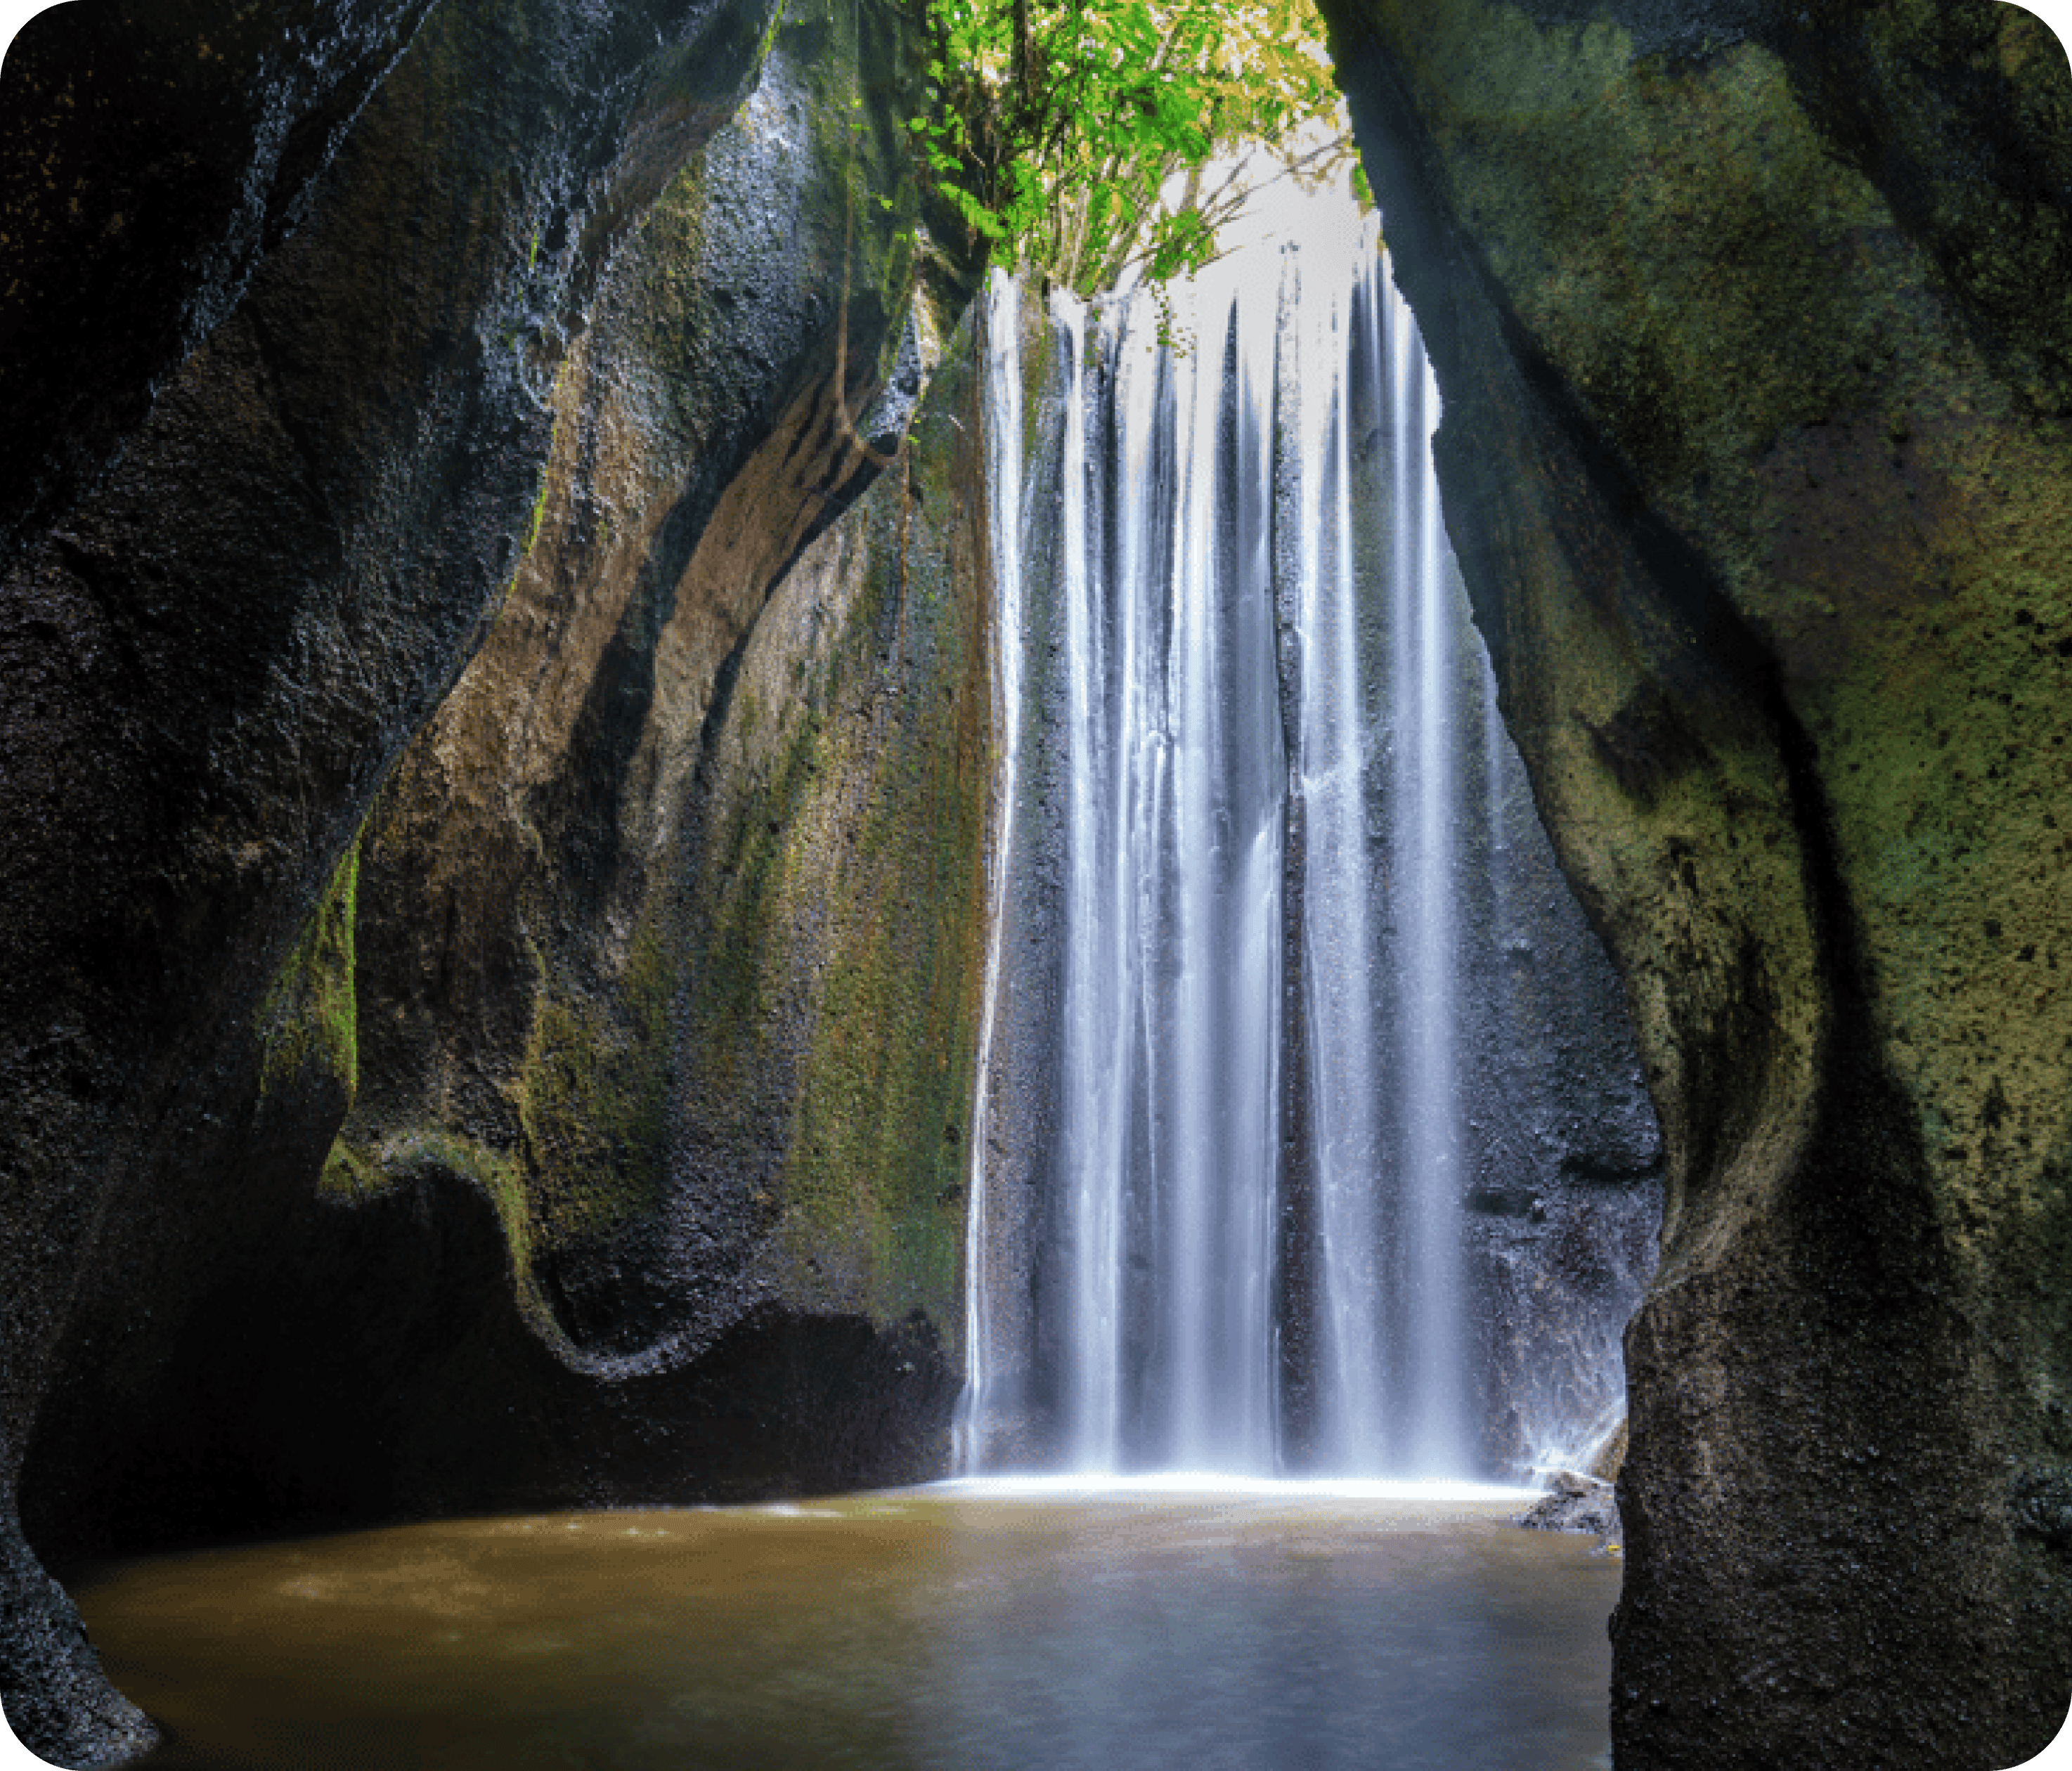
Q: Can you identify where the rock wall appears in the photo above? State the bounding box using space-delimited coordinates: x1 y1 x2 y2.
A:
332 0 983 1387
1449 651 1664 1479
1 0 991 1761
0 0 439 569
1314 0 2072 1763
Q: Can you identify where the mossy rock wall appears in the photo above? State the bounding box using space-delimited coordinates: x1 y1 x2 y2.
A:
1314 0 2072 1763
338 0 975 1374
1 0 789 1759
685 318 991 1331
18 0 985 1610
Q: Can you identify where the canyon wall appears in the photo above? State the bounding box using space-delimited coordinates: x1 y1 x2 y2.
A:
1315 0 2072 1763
1 0 990 1761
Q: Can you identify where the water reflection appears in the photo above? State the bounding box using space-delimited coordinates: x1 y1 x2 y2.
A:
69 1488 1617 1770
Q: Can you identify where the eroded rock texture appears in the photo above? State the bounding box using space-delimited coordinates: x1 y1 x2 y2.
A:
1314 0 2072 1763
0 0 439 570
332 0 985 1396
0 0 985 1760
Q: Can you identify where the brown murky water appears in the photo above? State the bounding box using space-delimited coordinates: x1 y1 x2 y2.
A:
72 1482 1619 1770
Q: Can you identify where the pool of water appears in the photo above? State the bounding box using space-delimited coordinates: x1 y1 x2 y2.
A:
70 1483 1619 1770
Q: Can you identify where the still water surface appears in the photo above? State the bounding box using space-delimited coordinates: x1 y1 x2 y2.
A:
74 1483 1618 1771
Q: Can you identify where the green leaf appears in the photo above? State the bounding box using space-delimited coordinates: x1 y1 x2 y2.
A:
907 0 1350 292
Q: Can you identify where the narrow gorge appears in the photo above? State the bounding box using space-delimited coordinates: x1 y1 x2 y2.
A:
1 2 2068 1769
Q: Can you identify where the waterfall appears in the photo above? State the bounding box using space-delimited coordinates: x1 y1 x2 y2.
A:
1389 289 1473 1478
961 184 1659 1481
952 271 1030 1473
1290 250 1391 1474
1053 290 1129 1469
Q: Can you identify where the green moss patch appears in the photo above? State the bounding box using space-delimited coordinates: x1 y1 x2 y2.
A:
515 922 675 1250
254 833 361 1108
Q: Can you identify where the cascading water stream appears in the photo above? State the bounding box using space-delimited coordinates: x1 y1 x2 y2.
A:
1390 292 1472 1479
952 271 1030 1473
1291 256 1390 1475
959 178 1657 1483
1054 291 1130 1471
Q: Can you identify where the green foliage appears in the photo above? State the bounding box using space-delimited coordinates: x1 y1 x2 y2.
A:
909 0 1347 294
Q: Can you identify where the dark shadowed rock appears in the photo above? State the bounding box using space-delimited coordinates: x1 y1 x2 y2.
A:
1 0 789 1756
1314 0 2072 1764
14 0 992 1683
0 0 439 572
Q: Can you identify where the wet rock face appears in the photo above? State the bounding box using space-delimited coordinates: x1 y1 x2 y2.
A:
13 0 988 1687
0 0 808 1758
1453 753 1663 1479
1314 0 2072 1764
0 0 439 571
1517 1469 1621 1546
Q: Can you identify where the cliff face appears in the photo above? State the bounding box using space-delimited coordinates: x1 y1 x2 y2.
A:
0 0 441 569
1314 0 2072 1763
0 0 988 1760
332 0 983 1386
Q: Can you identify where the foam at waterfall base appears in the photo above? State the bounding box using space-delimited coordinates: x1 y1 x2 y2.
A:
933 1472 1539 1504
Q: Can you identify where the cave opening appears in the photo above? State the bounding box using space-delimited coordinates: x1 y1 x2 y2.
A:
11 85 1663 1771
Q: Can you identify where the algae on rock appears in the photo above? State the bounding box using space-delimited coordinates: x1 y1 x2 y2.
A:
669 318 992 1346
335 0 986 1394
256 836 362 1111
0 0 805 1758
1312 0 2072 1763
